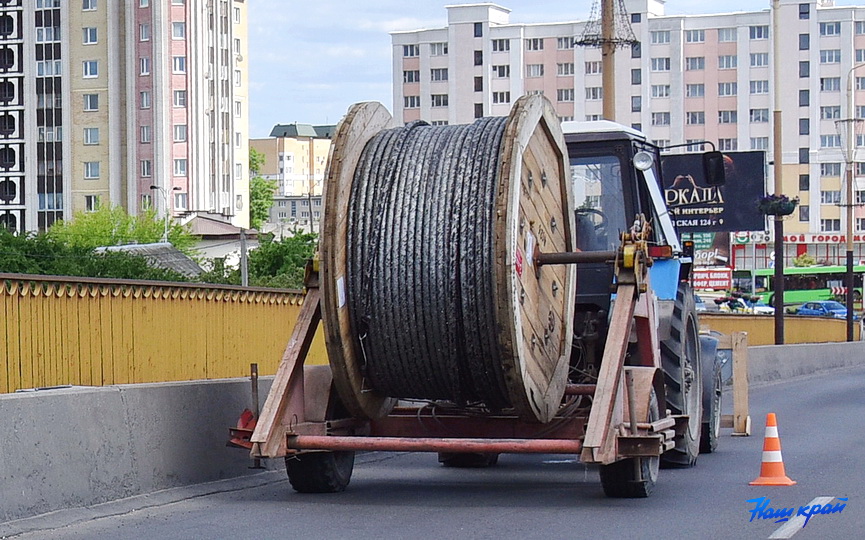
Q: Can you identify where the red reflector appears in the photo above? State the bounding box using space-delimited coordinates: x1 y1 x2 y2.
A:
648 245 673 258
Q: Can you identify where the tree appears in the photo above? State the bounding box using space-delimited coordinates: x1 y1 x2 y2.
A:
197 232 317 289
792 252 816 267
249 148 277 230
47 205 199 255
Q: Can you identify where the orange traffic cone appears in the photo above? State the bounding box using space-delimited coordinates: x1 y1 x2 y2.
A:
750 413 796 486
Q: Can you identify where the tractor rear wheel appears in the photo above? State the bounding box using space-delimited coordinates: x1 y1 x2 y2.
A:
660 284 702 468
285 451 355 493
599 389 660 498
700 336 722 454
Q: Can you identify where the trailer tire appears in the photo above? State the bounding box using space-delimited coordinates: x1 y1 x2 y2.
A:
285 451 355 493
438 452 500 468
660 284 702 468
700 337 722 454
599 389 659 498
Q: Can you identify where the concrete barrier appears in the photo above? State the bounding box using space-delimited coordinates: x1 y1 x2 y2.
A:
0 377 273 526
748 341 865 384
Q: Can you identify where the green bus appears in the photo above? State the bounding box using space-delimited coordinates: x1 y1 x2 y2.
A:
733 265 865 307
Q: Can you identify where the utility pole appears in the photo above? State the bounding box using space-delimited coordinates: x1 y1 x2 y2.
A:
771 0 785 344
240 228 249 287
601 0 615 121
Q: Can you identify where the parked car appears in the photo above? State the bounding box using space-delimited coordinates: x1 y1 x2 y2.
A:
792 300 860 320
715 296 774 315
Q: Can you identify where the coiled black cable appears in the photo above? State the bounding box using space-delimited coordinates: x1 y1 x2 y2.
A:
346 117 511 409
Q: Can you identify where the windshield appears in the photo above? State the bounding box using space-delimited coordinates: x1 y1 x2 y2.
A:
822 301 846 310
570 155 628 252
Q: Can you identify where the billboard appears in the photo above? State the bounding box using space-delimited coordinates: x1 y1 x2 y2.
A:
660 151 765 233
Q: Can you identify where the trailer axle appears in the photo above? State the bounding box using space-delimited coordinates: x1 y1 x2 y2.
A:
287 435 583 454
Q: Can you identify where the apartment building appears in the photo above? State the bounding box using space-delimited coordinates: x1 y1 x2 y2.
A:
391 0 865 267
250 123 332 198
0 0 249 234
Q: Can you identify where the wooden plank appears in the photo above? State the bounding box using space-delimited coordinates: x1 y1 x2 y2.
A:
732 331 751 436
250 289 322 458
581 284 637 463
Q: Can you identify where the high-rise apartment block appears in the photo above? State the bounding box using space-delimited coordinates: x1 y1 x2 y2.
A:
392 0 865 265
0 0 249 234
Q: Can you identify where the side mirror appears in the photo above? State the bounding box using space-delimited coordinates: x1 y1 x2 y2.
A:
703 151 726 186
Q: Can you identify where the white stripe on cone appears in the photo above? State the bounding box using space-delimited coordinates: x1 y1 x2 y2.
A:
765 426 778 438
762 450 783 463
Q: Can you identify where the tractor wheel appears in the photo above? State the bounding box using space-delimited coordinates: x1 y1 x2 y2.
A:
285 451 355 493
699 336 722 454
660 284 702 468
438 452 500 468
599 390 660 498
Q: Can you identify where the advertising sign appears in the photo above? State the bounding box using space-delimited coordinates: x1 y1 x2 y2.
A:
660 151 766 233
692 267 732 290
685 232 731 266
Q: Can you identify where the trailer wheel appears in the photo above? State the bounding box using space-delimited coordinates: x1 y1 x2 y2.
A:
660 284 702 468
699 336 722 454
285 451 355 493
599 390 659 498
438 452 500 468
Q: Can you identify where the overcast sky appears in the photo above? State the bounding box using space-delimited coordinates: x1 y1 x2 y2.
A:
247 1 861 137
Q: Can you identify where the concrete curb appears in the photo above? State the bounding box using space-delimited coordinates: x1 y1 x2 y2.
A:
748 341 865 384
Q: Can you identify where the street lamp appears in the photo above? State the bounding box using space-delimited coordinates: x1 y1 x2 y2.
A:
835 62 865 341
149 185 181 242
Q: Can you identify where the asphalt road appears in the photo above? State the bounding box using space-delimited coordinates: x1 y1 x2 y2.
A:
10 366 864 540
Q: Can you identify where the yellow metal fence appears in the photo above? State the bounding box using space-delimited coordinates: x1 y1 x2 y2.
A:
0 274 328 394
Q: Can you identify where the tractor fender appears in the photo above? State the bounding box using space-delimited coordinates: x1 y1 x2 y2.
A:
655 298 675 342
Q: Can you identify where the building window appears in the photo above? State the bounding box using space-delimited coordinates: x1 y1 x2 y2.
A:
558 63 575 76
718 55 737 69
430 68 448 81
431 94 448 107
631 42 641 58
718 28 736 42
430 42 448 56
140 0 149 6
820 22 841 36
631 96 641 112
173 159 187 176
799 118 810 135
685 84 704 98
821 163 841 176
650 57 670 71
799 61 810 78
473 50 483 66
651 84 670 98
173 90 186 107
718 110 737 124
650 30 670 44
403 95 420 109
718 82 737 96
82 0 97 10
473 22 482 38
525 38 544 51
820 77 841 92
820 106 841 120
857 77 865 90
403 44 419 57
749 25 769 39
631 13 641 23
84 93 98 111
174 124 187 142
584 61 602 74
172 22 186 39
84 127 99 145
719 138 738 151
750 53 769 67
139 23 150 41
140 125 151 143
652 112 670 126
799 3 810 19
799 174 810 191
582 87 600 101
685 29 705 43
234 101 242 117
492 91 510 104
84 161 100 179
492 39 509 52
174 192 188 210
492 65 510 78
36 61 62 76
474 103 483 119
820 135 841 148
557 37 575 49
233 6 240 23
750 108 769 123
141 160 152 177
83 27 97 44
558 88 576 102
685 57 705 71
140 91 151 109
857 217 865 231
750 80 769 94
799 89 809 106
526 64 544 77
172 56 186 73
800 206 810 222
799 148 809 164
84 195 100 212
139 57 150 75
686 111 705 125
821 219 841 232
799 34 810 50
474 77 483 91
631 68 641 85
820 49 841 64
403 70 419 83
751 137 769 150
83 60 98 78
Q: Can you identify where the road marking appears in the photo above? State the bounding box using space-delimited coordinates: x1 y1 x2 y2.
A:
768 496 835 539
